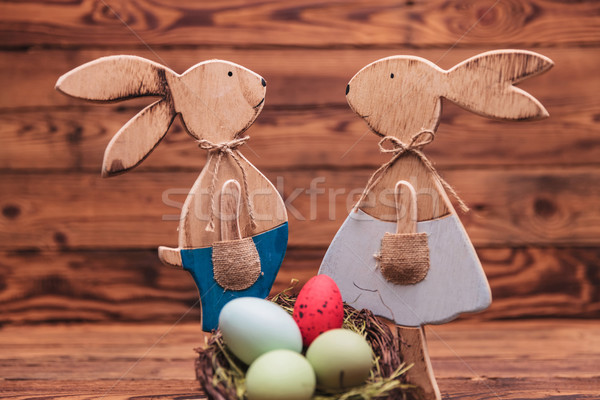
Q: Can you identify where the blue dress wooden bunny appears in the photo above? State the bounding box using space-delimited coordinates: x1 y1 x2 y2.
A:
56 56 288 331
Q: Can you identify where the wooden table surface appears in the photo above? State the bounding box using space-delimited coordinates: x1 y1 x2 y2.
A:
1 2 598 399
1 319 598 399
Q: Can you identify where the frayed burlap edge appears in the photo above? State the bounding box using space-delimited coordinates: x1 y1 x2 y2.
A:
378 232 430 285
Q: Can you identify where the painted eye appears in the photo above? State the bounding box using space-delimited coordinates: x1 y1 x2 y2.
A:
390 73 394 79
228 71 233 77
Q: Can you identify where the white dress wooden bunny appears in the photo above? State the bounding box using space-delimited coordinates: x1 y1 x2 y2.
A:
56 56 288 331
319 50 553 398
320 50 553 327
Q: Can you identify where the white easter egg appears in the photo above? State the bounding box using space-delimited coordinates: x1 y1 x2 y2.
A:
218 297 302 365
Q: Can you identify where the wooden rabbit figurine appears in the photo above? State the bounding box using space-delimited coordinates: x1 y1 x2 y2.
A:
319 50 552 397
56 56 288 331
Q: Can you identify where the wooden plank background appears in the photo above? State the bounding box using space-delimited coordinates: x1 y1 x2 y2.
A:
1 0 599 325
1 320 599 398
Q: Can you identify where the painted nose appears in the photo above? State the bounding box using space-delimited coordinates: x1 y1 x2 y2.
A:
346 84 350 95
261 78 267 87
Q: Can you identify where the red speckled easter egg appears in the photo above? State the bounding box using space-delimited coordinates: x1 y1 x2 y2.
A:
293 275 344 347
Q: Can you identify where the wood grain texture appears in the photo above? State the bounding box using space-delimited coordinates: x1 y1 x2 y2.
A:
348 50 552 223
0 320 598 398
174 152 287 249
395 181 418 234
53 57 290 303
1 48 592 110
319 211 492 326
1 100 597 172
220 180 242 242
1 168 599 249
1 378 599 400
55 56 285 252
55 56 169 102
346 51 551 138
361 152 453 222
1 0 598 48
0 247 598 325
210 181 262 292
398 326 441 400
326 51 551 328
0 0 597 364
1 48 596 174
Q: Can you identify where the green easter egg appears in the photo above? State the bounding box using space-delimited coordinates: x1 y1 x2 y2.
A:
246 349 316 400
305 329 373 390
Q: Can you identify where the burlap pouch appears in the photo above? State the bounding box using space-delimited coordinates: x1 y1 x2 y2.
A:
212 237 261 291
379 232 430 285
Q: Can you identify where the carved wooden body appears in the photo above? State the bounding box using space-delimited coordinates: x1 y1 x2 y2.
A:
56 56 288 330
320 50 553 398
178 153 286 249
350 50 553 224
321 49 553 325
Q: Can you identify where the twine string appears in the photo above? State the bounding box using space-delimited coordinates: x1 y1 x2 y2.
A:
354 130 469 213
197 136 257 232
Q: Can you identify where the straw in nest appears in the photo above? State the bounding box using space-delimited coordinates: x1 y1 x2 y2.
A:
195 289 419 400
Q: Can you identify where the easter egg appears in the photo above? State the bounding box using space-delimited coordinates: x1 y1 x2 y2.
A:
219 297 302 365
306 329 373 389
246 349 316 400
293 275 344 346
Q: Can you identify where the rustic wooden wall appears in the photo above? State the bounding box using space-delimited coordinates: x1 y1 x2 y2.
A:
1 0 599 325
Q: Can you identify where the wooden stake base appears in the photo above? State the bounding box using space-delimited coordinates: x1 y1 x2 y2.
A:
397 326 441 400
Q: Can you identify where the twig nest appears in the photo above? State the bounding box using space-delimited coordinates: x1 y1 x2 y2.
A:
195 292 416 400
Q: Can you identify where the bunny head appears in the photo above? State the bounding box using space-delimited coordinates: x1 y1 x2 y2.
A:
56 56 266 176
346 50 553 144
171 60 266 141
346 56 443 143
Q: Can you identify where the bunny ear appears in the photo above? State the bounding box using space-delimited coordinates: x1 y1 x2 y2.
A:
56 55 173 101
444 50 553 120
102 99 176 177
